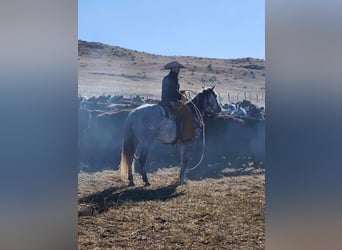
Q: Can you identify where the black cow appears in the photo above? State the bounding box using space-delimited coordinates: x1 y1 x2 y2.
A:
80 109 130 172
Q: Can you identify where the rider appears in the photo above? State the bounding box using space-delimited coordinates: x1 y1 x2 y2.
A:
161 61 196 142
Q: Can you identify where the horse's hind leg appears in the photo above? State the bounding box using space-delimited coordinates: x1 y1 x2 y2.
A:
138 144 151 186
128 173 135 186
128 162 135 186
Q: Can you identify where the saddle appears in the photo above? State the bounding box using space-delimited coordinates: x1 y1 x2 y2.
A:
158 102 196 142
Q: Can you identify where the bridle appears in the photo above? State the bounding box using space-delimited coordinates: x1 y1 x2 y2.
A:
201 89 220 117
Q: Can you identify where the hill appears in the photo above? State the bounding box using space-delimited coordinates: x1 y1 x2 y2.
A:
78 40 265 106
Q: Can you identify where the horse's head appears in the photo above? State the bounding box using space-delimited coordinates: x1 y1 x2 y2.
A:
200 86 221 117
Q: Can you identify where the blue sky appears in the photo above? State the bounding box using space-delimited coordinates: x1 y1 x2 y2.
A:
79 0 264 59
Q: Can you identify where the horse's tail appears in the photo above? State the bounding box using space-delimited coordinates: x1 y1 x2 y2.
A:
120 114 137 181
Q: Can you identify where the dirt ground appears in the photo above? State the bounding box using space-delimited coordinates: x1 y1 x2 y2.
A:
78 167 265 249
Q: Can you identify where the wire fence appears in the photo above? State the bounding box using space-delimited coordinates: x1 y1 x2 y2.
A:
222 91 265 106
176 89 265 107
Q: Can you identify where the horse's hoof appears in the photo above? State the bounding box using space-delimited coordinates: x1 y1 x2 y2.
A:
180 179 187 185
144 182 151 187
180 174 187 185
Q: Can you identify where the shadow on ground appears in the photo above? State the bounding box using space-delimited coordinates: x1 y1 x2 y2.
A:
78 182 184 216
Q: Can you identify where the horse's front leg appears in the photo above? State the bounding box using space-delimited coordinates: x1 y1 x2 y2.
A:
179 141 194 185
179 162 187 185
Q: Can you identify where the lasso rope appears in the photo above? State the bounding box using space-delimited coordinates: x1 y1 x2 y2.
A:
178 90 206 172
148 89 207 172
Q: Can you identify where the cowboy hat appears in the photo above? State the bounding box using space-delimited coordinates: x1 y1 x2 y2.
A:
164 61 185 69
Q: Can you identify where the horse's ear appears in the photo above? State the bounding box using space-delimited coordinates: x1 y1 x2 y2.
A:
211 85 216 90
201 85 205 89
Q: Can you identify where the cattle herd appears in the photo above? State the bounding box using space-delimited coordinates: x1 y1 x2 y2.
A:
78 94 265 177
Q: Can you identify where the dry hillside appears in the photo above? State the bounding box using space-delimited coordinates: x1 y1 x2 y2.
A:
78 40 265 106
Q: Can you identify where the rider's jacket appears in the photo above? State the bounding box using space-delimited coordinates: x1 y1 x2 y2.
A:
161 71 181 104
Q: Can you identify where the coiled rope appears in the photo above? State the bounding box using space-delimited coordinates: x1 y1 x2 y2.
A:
149 89 207 172
178 89 206 172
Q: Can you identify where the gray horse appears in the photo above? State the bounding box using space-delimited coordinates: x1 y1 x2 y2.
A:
120 86 221 186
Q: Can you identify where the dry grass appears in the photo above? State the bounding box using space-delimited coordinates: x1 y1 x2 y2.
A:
78 168 264 249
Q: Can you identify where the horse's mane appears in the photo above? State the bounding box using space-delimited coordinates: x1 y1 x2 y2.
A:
187 87 217 110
